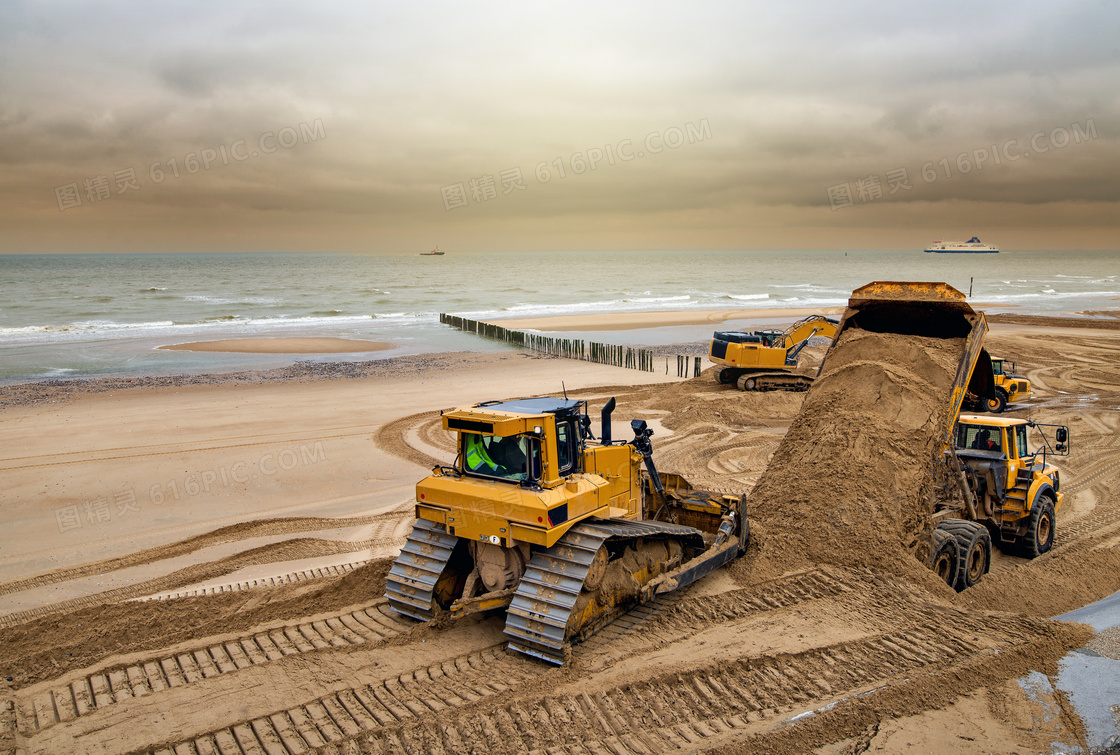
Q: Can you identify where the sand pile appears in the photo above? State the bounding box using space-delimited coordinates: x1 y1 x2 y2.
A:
742 326 965 585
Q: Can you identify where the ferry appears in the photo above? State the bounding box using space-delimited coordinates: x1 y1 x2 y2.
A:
420 245 445 256
924 237 999 254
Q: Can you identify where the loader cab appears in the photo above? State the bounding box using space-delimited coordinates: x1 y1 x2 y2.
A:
956 419 1008 458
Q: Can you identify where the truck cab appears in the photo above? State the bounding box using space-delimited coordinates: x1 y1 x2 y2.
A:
952 415 1068 556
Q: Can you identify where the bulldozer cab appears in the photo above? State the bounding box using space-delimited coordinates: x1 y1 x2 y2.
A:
445 398 586 488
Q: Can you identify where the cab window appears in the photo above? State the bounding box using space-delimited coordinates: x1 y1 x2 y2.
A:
557 422 575 475
956 424 1002 452
1015 425 1028 458
463 433 540 482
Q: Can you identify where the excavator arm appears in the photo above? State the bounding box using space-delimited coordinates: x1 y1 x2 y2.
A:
780 315 840 350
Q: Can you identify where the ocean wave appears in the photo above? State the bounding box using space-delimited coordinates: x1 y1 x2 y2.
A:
183 295 280 305
0 312 406 343
720 293 770 301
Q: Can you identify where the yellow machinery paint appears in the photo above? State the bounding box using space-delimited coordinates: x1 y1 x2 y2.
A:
709 314 839 391
387 396 749 665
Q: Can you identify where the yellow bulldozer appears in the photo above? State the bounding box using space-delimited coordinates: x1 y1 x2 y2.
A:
709 314 839 391
831 282 1068 591
386 397 749 664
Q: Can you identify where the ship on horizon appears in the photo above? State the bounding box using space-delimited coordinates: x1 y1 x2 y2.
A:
420 245 445 256
924 237 999 253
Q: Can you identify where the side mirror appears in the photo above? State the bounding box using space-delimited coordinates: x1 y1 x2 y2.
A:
1056 428 1068 443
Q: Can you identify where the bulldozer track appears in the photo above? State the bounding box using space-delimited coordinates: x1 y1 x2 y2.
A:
374 411 446 469
637 567 856 636
139 557 384 601
138 622 993 755
0 510 411 598
136 646 542 755
0 535 404 630
16 600 411 734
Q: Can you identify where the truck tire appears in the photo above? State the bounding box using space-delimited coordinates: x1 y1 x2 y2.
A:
929 528 961 589
986 387 1008 413
1020 495 1056 558
952 523 991 590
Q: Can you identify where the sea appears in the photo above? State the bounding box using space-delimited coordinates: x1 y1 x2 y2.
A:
1 249 1117 384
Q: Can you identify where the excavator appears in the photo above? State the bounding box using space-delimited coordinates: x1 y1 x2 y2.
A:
829 282 1068 591
385 397 750 664
709 314 839 391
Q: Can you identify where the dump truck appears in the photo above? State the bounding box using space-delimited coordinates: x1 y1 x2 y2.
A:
831 282 1067 591
385 397 750 664
935 414 1068 589
709 314 839 391
983 357 1032 412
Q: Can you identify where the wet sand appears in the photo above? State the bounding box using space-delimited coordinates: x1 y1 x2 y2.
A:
158 337 393 353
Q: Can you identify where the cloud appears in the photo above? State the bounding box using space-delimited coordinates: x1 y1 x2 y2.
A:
0 0 1117 251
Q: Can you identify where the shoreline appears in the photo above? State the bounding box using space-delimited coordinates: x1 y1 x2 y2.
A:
157 337 393 354
3 310 1120 398
490 306 847 332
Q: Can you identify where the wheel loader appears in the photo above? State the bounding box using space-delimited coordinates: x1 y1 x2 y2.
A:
709 314 839 391
385 397 749 664
830 282 1068 592
932 414 1068 589
982 357 1032 413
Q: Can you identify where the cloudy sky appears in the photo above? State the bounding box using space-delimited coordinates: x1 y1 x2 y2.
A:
1 0 1117 252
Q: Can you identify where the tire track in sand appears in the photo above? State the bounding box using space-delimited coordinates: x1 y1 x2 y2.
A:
17 601 411 734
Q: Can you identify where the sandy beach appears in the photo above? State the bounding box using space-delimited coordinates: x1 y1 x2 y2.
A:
1 312 1119 753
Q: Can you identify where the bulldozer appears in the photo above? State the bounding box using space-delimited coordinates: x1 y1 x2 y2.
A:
385 397 750 664
983 356 1032 412
830 282 1068 591
709 314 839 391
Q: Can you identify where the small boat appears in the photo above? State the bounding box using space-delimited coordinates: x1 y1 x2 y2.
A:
420 245 445 256
924 237 999 253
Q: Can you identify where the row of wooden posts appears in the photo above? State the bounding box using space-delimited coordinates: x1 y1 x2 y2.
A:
439 314 703 377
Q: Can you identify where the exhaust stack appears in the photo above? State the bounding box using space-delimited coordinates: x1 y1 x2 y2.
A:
601 397 616 445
